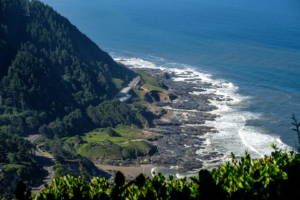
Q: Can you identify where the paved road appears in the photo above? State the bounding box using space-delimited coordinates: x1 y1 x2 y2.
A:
115 69 140 102
26 134 41 143
25 135 55 194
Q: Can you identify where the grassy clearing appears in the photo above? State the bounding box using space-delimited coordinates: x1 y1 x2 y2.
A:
111 78 124 90
135 70 166 92
135 70 160 86
143 84 164 92
64 124 157 147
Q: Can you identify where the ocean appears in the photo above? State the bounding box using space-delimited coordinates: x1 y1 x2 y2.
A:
42 0 300 177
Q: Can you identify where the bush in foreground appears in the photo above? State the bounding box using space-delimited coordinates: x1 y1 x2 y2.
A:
5 147 300 200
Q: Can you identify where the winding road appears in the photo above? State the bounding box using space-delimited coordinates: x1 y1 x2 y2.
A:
25 134 55 194
23 69 138 193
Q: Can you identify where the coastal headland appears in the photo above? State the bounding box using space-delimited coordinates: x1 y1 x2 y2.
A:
93 65 234 180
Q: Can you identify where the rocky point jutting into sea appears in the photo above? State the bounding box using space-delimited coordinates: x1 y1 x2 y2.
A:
95 64 237 179
135 67 230 173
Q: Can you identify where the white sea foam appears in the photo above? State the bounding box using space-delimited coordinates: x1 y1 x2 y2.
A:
222 82 238 89
238 118 264 158
176 173 197 179
151 167 158 177
170 166 181 170
207 94 293 161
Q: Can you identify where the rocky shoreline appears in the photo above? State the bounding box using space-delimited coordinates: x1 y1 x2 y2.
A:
96 67 232 176
137 68 226 173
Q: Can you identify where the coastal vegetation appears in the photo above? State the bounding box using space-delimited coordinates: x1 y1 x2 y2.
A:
0 132 42 197
35 123 158 164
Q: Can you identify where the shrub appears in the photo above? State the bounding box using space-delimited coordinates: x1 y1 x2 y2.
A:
10 145 300 200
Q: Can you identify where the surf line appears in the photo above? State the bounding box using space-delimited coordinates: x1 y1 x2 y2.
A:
238 116 264 158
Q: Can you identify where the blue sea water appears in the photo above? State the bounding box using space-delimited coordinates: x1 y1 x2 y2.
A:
42 0 300 171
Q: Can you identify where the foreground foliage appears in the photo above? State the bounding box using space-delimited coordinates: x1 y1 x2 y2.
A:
6 145 300 200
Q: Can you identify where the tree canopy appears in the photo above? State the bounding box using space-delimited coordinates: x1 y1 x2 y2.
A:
0 131 33 162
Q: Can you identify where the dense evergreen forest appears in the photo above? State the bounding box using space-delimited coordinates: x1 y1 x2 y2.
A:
0 0 133 136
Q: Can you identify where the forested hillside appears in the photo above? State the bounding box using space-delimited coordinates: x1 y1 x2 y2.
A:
0 0 132 136
0 1 158 197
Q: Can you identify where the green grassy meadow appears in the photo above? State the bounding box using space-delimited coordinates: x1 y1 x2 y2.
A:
111 78 124 90
64 124 159 148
